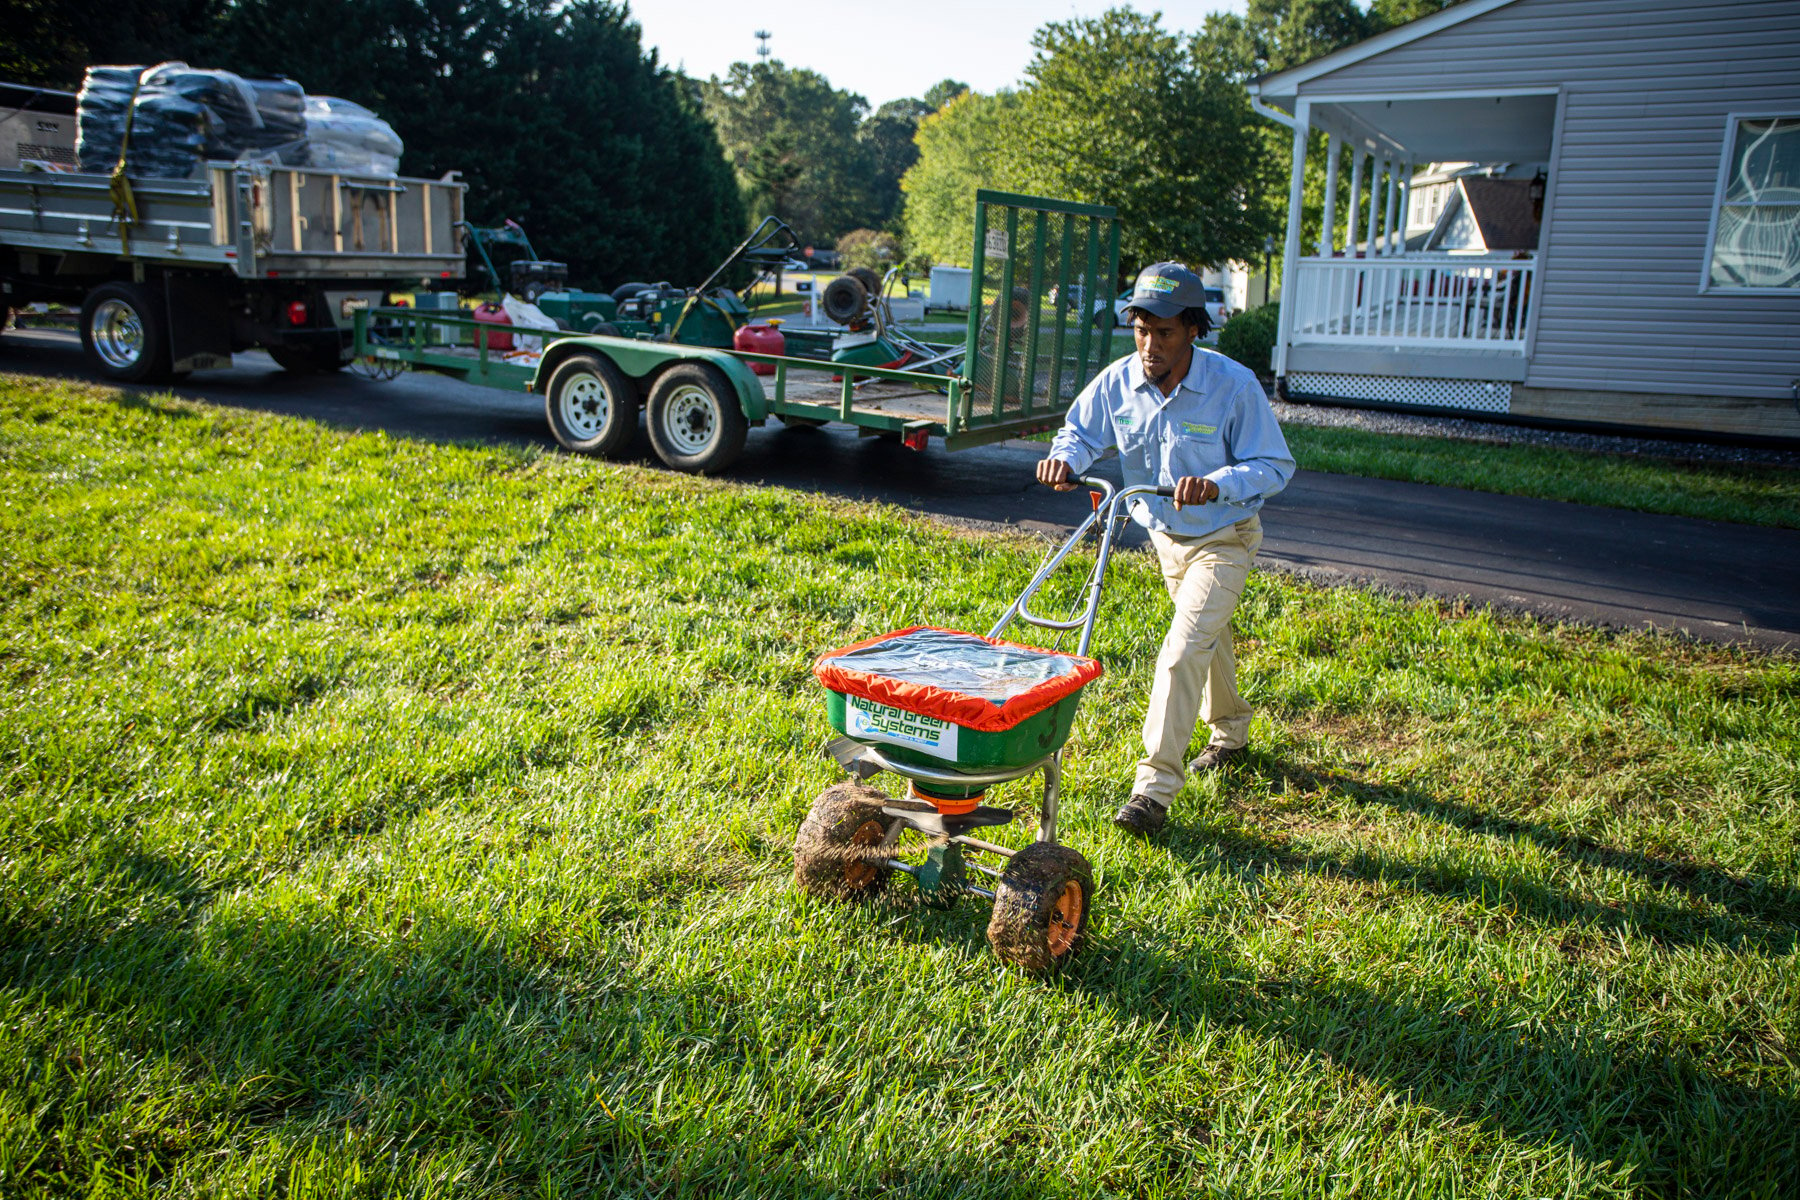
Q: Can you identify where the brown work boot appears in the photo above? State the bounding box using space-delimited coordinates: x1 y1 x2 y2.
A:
1189 744 1245 772
1113 793 1168 837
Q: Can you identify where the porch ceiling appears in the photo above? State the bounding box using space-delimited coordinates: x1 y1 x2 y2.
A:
1309 93 1557 162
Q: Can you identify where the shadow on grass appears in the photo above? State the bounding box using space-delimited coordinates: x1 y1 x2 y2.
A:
1218 752 1800 955
1053 929 1799 1198
0 846 1057 1199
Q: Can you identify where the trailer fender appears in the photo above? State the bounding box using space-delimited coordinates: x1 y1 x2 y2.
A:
532 337 766 422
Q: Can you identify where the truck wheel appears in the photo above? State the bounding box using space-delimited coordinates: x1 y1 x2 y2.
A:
81 282 175 383
793 782 894 900
645 362 747 474
986 842 1093 972
544 351 639 457
268 344 347 374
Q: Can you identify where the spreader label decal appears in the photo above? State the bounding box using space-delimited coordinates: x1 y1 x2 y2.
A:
845 695 960 761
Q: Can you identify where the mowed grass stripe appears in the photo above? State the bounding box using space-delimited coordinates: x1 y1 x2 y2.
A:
1280 421 1800 529
1 374 1795 1198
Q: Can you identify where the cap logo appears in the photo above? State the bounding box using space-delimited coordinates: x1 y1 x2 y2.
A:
1142 275 1179 294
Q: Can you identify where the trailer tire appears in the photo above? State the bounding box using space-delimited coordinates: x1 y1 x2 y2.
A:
646 362 747 474
986 842 1093 972
544 352 639 457
81 282 176 383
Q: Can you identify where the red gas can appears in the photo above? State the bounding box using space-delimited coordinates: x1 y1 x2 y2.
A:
472 301 513 351
733 321 786 375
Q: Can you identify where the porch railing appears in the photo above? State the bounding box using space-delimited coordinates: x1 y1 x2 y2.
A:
1290 254 1535 349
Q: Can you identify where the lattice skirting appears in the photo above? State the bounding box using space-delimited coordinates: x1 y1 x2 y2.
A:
1286 373 1512 413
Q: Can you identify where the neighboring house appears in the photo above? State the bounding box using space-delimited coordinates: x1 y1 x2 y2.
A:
1423 175 1541 253
1247 0 1800 441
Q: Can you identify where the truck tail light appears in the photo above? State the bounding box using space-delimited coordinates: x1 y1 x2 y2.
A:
286 301 308 326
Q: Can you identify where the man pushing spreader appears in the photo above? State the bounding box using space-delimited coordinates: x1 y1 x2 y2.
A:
1037 262 1295 837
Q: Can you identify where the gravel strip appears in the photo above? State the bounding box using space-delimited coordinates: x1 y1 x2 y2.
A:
1270 394 1800 468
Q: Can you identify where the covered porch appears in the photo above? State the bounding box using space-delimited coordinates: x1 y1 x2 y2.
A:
1252 78 1559 412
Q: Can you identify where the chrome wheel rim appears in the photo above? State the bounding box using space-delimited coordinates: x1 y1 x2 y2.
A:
558 371 609 440
661 384 717 455
92 299 144 370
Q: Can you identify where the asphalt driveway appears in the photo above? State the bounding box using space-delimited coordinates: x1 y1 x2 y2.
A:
5 326 1796 651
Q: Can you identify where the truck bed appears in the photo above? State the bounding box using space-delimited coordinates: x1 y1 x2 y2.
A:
0 162 465 281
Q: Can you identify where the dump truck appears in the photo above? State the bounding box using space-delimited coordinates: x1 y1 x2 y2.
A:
0 80 467 381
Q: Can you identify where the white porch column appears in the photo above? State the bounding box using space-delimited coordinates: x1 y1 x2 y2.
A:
1272 99 1310 380
1320 134 1340 255
1393 160 1413 253
1366 157 1383 257
1383 160 1400 257
1344 150 1363 256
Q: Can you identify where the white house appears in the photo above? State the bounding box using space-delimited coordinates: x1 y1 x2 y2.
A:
1247 0 1800 440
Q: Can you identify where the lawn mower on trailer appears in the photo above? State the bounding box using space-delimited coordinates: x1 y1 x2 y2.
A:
794 476 1175 971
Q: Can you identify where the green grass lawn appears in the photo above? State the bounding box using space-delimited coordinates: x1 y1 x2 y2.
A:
2 374 1796 1197
1281 421 1800 530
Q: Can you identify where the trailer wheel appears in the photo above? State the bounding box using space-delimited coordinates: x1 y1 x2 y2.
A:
986 842 1093 972
794 782 894 900
646 362 747 474
544 352 639 457
81 282 176 383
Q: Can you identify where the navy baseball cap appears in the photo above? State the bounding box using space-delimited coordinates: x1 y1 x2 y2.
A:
1122 262 1206 318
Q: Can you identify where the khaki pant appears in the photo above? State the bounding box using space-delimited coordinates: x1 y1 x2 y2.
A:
1131 515 1263 805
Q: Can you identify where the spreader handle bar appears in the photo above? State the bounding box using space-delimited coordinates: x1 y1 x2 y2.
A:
989 477 1172 658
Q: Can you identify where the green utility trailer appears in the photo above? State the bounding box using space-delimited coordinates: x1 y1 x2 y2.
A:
352 191 1122 473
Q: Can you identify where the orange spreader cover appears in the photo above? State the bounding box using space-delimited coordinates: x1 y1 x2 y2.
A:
812 626 1103 732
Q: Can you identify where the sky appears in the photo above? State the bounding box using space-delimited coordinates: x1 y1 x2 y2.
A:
631 0 1251 110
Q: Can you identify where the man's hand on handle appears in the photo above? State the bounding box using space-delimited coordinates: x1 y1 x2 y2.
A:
1036 457 1216 507
1172 476 1218 508
1036 457 1077 491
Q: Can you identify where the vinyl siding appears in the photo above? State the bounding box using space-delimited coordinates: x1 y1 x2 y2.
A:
1294 0 1800 400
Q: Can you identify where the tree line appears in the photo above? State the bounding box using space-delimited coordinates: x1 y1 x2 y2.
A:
4 0 1459 293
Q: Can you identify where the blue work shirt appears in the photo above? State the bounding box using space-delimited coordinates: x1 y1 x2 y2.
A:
1048 347 1296 538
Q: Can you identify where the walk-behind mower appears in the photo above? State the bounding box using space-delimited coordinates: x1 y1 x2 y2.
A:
794 477 1174 971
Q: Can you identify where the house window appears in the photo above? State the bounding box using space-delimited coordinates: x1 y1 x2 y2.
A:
1707 115 1800 290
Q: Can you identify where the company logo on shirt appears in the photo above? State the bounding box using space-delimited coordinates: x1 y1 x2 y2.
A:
1117 413 1136 427
1181 421 1217 436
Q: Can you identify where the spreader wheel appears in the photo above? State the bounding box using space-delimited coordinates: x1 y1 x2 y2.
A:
793 782 894 900
986 842 1093 971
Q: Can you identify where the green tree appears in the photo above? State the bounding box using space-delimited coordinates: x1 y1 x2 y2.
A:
0 0 225 89
700 60 870 243
859 98 929 231
196 0 742 287
1011 8 1275 277
835 228 904 272
899 89 1024 267
922 78 969 112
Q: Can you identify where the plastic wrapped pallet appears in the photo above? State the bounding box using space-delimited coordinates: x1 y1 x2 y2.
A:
76 62 308 179
301 96 403 177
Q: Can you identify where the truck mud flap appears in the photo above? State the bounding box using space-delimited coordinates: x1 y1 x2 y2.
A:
163 276 233 373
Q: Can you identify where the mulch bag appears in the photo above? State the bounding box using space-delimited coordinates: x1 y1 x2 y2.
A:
814 626 1103 732
302 95 403 177
77 63 307 179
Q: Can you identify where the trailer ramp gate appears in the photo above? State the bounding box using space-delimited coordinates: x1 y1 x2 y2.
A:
958 189 1121 447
